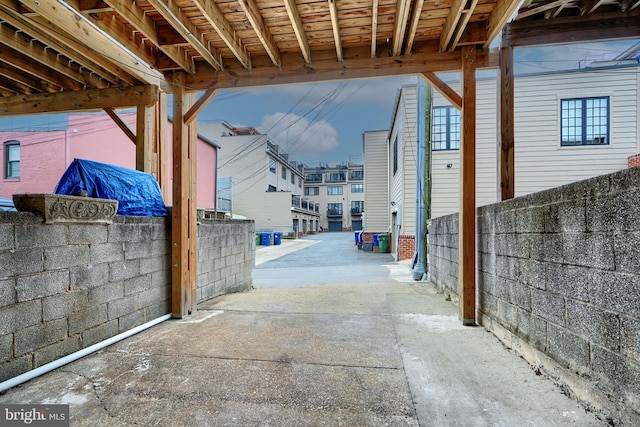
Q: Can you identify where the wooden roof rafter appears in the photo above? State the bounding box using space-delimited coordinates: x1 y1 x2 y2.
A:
100 0 193 73
404 0 425 55
146 0 224 71
328 0 344 63
371 0 379 58
236 0 281 68
192 0 251 70
283 0 312 65
620 0 640 11
392 0 412 56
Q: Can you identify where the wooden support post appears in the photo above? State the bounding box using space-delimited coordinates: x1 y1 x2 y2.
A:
499 44 515 200
459 45 477 325
171 74 197 318
156 92 169 202
188 114 198 311
136 104 155 173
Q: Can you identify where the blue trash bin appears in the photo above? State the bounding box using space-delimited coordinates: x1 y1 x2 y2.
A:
260 232 271 246
273 232 282 245
354 232 359 245
373 234 379 247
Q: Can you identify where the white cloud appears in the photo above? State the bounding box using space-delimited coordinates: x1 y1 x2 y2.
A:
259 112 339 158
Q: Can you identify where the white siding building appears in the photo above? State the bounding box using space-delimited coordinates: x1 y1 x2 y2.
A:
364 63 640 260
198 121 320 236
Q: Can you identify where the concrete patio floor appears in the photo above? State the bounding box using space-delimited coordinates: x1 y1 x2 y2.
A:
0 234 606 426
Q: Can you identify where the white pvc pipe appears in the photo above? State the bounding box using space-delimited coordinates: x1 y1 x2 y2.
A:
0 314 172 393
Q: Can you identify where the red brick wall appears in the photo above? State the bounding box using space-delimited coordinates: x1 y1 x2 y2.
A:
398 235 415 261
629 154 640 168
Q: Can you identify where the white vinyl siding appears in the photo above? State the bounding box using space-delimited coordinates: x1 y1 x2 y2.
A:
363 130 389 232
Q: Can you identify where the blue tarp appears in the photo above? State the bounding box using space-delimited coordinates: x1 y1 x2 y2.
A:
54 159 168 216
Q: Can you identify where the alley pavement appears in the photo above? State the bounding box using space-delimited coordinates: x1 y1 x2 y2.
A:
0 232 605 426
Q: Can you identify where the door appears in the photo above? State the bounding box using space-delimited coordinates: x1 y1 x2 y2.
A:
352 220 362 231
328 221 342 232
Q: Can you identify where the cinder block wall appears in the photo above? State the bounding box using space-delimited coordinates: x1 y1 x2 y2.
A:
197 218 254 302
0 213 254 383
428 167 640 426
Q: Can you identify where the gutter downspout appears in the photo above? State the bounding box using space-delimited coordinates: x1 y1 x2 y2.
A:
0 314 171 393
412 80 431 280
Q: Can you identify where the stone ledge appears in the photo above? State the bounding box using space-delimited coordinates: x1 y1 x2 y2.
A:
13 194 118 224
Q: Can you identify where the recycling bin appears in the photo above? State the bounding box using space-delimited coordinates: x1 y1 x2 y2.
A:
378 234 389 253
260 232 271 246
256 233 261 246
273 232 282 245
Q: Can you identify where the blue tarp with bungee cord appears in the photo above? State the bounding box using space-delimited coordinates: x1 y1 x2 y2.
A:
54 158 168 216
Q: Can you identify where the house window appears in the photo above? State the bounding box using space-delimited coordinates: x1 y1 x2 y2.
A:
327 186 343 195
267 185 276 192
305 186 319 196
329 172 345 181
351 201 364 214
291 171 295 184
4 141 20 179
351 184 364 193
350 170 363 179
306 173 322 182
327 203 342 215
561 97 609 146
432 106 460 150
269 158 276 173
298 176 302 188
281 165 286 179
393 135 398 175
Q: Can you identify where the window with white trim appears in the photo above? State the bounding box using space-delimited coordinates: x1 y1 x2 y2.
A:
327 186 343 195
560 97 609 146
4 140 20 179
432 106 460 150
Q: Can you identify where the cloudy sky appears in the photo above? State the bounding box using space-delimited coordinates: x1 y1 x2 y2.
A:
199 39 640 166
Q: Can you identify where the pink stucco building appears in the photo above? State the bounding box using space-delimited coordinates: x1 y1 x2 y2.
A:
0 113 219 209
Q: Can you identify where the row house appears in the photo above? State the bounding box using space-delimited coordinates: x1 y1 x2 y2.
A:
199 121 320 236
303 162 364 232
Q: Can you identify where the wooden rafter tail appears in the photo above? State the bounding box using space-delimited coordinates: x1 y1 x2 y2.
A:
404 0 426 55
283 0 312 65
237 0 281 68
485 0 523 48
371 0 379 58
516 0 566 20
328 0 344 62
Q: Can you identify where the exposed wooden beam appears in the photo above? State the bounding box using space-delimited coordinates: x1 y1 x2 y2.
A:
102 0 193 73
0 3 129 86
283 0 312 64
484 0 522 48
449 0 478 52
440 0 466 52
192 0 251 69
621 0 640 11
136 104 155 173
186 41 502 91
404 0 425 55
104 107 136 144
18 0 167 88
498 45 514 201
237 0 281 68
0 61 58 94
371 0 379 58
184 87 218 126
156 92 169 202
147 0 224 71
171 72 197 318
459 45 476 326
0 44 85 91
0 85 159 116
0 21 106 89
328 0 344 63
392 0 412 56
504 11 640 47
421 71 462 110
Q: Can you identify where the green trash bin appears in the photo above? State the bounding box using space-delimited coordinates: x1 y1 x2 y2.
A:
256 233 261 246
378 234 389 253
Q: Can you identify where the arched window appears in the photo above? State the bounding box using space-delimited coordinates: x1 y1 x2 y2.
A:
4 140 20 179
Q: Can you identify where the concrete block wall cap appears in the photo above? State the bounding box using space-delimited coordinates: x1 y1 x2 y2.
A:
13 194 118 225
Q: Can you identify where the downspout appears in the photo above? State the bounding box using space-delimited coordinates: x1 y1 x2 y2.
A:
0 314 171 393
412 80 431 280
